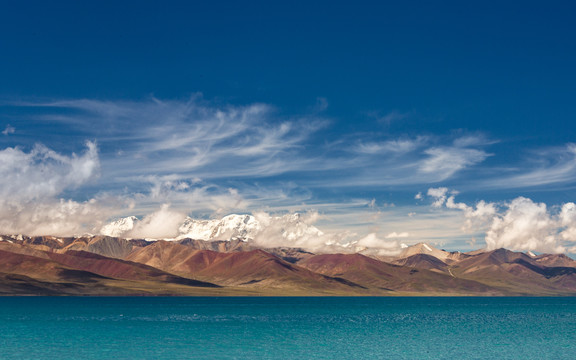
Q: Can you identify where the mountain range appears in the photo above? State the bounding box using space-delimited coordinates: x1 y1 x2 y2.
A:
100 213 324 242
2 232 576 296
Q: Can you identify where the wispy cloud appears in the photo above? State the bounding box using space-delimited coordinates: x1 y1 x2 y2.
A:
479 143 576 189
419 147 489 181
2 124 15 135
354 136 427 155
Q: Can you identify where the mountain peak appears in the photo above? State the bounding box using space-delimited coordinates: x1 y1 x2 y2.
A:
100 216 138 237
99 213 322 245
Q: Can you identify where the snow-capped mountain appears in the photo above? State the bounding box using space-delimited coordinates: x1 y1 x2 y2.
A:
261 213 324 241
99 213 322 242
178 214 261 240
100 216 138 237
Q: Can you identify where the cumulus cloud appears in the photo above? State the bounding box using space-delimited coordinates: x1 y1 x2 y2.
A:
251 211 352 252
126 204 187 239
385 232 409 238
0 142 104 236
426 188 574 253
427 187 450 208
560 203 576 243
0 198 105 236
484 197 564 253
0 141 99 202
353 233 402 256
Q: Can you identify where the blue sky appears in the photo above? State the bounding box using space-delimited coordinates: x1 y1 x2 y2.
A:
1 1 576 253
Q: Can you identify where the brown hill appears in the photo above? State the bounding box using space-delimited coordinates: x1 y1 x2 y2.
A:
299 253 497 294
46 250 218 287
392 253 449 272
176 238 254 252
451 248 576 295
126 241 363 293
4 235 576 296
62 236 148 259
0 244 224 296
533 253 576 268
397 242 465 263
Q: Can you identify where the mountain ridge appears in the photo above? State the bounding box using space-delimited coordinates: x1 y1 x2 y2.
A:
1 234 576 296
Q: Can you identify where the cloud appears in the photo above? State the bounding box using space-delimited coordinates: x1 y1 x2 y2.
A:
2 124 15 135
365 110 410 126
26 97 327 183
426 188 571 253
354 137 426 155
419 147 489 180
0 141 99 203
0 142 105 236
560 203 576 246
0 98 511 250
353 233 402 256
427 187 449 207
484 197 564 253
251 211 352 252
126 204 187 239
0 198 106 236
385 232 409 238
478 143 576 190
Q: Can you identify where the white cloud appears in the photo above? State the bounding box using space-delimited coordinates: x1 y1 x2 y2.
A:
0 141 99 202
485 197 564 253
32 98 327 183
0 142 104 236
2 124 15 135
251 211 348 252
419 147 489 180
427 187 449 207
355 137 425 155
385 232 409 238
559 202 576 243
354 233 402 256
0 198 105 236
126 204 187 239
426 188 572 253
479 143 576 190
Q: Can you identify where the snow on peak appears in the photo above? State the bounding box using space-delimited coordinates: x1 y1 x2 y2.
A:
178 214 261 241
527 251 536 257
100 216 138 237
99 212 322 243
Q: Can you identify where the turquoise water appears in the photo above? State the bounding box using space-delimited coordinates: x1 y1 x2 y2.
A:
0 297 575 359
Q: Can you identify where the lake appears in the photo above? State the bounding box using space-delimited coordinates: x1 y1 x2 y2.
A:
0 297 575 359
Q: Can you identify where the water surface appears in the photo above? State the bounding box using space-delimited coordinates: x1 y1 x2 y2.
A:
0 297 574 359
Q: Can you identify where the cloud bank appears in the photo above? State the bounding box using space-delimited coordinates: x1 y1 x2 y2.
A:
427 188 576 253
0 142 104 235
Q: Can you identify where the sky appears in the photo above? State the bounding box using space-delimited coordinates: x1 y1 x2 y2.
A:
1 0 576 254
